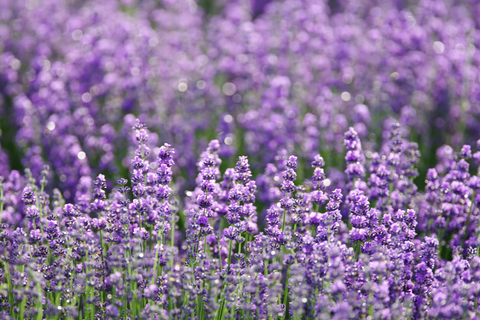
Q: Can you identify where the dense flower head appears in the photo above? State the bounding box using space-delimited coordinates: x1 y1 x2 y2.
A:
22 185 36 205
157 143 175 168
311 154 325 168
344 127 365 182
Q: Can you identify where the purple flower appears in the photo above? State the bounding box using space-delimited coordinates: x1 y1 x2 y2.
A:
223 226 237 240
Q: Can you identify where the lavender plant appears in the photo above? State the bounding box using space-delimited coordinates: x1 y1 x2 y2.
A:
0 120 478 319
1 0 480 319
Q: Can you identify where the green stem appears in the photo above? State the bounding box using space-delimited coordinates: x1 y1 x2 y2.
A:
217 299 226 320
197 291 204 320
227 240 233 274
170 212 176 268
283 265 290 319
152 235 163 285
354 241 361 261
238 235 242 255
219 216 225 234
231 281 244 320
218 238 223 272
4 255 13 314
475 297 478 317
181 291 189 319
35 277 44 320
217 240 234 320
20 294 27 320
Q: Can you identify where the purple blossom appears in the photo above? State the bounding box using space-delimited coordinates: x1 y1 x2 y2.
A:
0 1 480 318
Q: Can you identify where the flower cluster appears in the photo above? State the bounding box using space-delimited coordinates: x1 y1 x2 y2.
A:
0 120 478 319
1 0 480 319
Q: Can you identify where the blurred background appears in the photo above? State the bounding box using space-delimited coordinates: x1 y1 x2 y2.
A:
0 0 479 202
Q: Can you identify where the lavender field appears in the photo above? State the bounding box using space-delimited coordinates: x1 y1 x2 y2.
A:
1 0 480 319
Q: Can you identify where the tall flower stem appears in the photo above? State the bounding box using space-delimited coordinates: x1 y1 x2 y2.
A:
152 235 163 285
170 213 175 268
283 265 290 319
4 253 13 314
227 239 233 274
217 240 234 320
